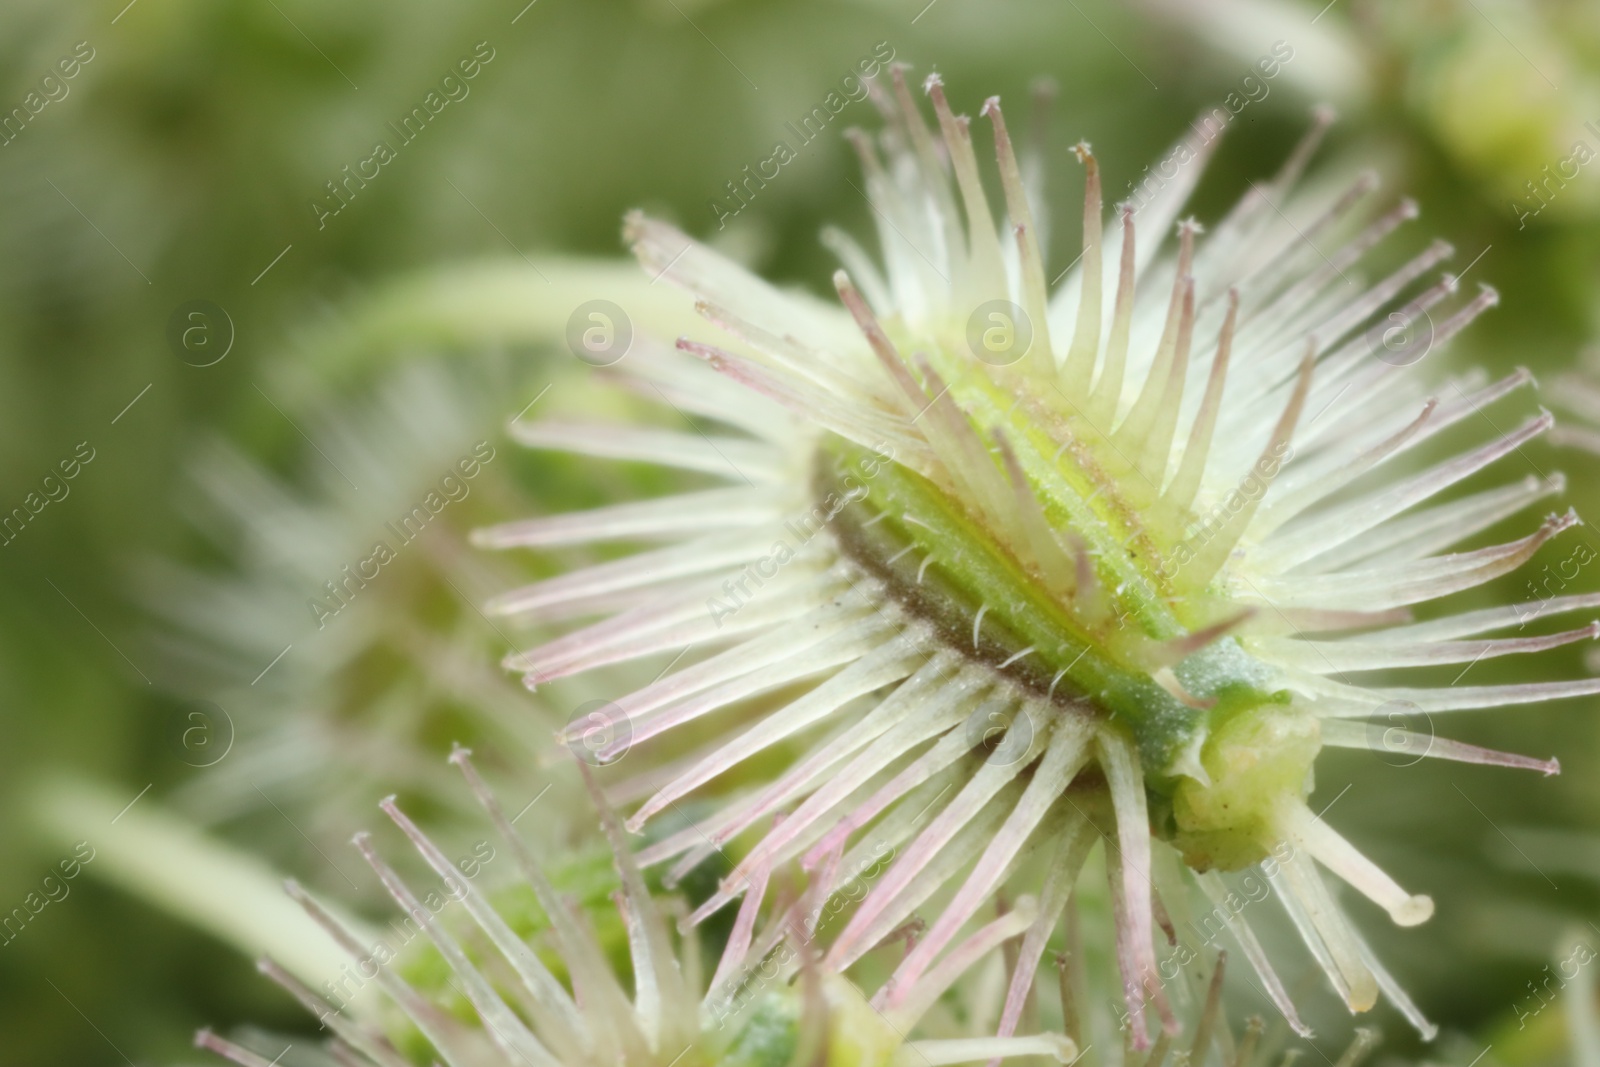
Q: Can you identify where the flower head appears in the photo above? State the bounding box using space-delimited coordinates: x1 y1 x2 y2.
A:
143 360 557 878
195 746 1077 1067
481 68 1598 1043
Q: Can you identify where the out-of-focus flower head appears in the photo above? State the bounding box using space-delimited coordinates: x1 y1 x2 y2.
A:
140 358 568 888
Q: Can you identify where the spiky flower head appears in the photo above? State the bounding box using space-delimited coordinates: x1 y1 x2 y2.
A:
143 360 562 883
195 745 1077 1067
480 68 1599 1044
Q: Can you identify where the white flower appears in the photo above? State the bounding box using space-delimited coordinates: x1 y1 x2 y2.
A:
480 68 1597 1045
143 360 553 868
195 746 1077 1067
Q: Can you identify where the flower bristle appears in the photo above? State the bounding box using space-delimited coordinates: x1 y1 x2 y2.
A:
478 66 1599 1047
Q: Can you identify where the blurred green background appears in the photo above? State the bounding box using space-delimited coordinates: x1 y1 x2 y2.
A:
4 0 1600 1063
